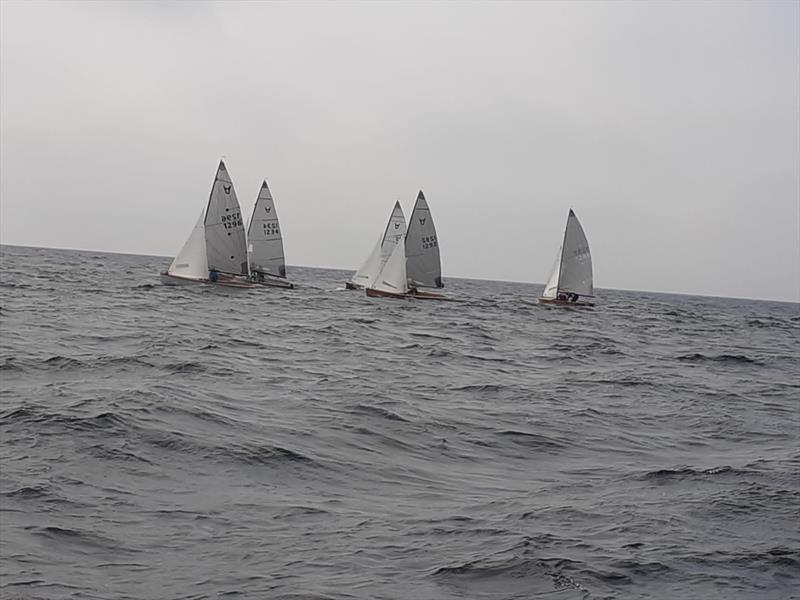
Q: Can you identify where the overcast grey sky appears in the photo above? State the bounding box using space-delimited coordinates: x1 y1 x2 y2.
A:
1 1 798 301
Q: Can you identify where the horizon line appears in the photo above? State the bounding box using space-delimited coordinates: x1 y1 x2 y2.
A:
1 242 798 305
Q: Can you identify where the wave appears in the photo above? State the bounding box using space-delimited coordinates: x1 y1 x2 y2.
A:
162 361 207 374
677 353 763 365
690 546 800 572
0 357 24 372
274 505 331 519
12 355 158 373
84 443 153 464
352 317 377 324
638 465 751 481
497 430 567 451
426 347 451 358
431 542 590 594
350 404 409 422
450 383 507 393
1 484 52 499
464 353 511 363
29 525 135 554
143 431 313 466
410 331 454 341
0 407 132 434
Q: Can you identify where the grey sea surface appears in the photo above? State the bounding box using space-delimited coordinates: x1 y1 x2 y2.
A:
1 244 798 599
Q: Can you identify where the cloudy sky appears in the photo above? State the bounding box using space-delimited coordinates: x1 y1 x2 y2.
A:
1 1 798 301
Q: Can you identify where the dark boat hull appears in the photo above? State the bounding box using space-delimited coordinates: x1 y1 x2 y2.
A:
538 297 594 307
366 287 447 300
159 272 255 288
365 287 405 299
407 290 447 300
251 277 294 289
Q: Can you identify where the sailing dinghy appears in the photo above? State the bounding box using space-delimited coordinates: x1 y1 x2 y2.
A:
366 190 446 300
538 209 594 306
246 180 294 288
347 201 406 290
160 161 254 288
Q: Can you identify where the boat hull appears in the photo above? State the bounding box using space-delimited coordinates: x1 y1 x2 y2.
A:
250 277 294 289
366 287 406 299
366 287 447 300
407 289 447 300
538 297 594 307
159 272 255 288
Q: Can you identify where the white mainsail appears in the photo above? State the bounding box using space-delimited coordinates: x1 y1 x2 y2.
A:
404 191 443 289
380 201 407 264
167 209 208 280
204 161 248 275
350 201 407 288
542 209 593 298
247 180 287 278
370 236 409 295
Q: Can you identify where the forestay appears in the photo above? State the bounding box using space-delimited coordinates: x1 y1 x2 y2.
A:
404 191 443 289
204 161 248 275
167 209 208 280
247 180 286 278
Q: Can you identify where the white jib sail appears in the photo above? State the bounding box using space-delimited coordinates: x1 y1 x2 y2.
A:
404 191 443 289
541 246 562 299
558 209 593 297
370 237 409 295
350 235 384 288
350 201 407 288
204 161 248 275
247 180 286 278
168 208 209 279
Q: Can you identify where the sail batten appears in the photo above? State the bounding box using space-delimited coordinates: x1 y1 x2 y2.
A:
247 180 287 278
404 191 443 289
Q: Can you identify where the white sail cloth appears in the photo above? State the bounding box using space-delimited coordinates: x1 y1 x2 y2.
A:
542 209 593 298
167 209 208 280
167 161 248 279
247 180 287 278
351 201 406 288
203 161 248 275
404 191 443 289
370 237 409 295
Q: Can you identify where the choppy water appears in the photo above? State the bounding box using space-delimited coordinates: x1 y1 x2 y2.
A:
1 244 798 600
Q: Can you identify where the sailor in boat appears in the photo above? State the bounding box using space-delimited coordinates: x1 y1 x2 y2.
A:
209 270 219 283
557 292 567 301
